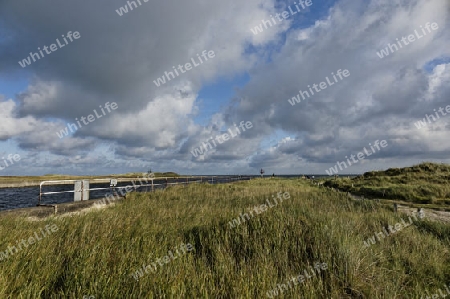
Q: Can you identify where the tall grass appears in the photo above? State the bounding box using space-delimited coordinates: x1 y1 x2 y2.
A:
0 178 449 298
324 162 450 205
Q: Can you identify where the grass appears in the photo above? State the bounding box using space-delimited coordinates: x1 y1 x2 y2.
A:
324 162 450 205
0 178 449 298
0 172 180 186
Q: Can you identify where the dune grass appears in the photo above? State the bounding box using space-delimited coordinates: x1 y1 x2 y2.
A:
324 162 450 205
0 178 449 298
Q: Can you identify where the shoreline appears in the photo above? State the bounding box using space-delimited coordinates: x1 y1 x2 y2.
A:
0 196 121 218
0 173 182 189
0 182 41 189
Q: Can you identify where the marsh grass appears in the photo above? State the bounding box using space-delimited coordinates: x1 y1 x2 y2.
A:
0 179 449 298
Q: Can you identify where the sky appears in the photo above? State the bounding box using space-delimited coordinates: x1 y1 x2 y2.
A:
0 0 449 176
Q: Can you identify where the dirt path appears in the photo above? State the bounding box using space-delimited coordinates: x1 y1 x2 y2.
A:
317 182 450 223
397 205 450 223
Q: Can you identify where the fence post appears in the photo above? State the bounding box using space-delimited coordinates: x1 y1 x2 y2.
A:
418 208 425 219
151 179 154 192
39 184 42 205
82 180 90 201
74 181 82 202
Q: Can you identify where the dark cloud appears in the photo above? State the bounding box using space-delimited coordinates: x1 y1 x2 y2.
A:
0 0 449 175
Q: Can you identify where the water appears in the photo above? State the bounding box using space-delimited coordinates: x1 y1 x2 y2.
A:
0 177 253 212
0 183 129 212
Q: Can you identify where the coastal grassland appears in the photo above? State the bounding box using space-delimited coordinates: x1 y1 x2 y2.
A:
0 172 179 187
324 162 450 205
0 178 449 298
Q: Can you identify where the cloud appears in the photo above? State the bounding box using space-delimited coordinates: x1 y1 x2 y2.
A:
0 0 449 175
226 0 450 172
0 97 37 140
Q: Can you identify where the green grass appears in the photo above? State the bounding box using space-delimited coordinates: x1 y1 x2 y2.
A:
324 162 450 205
0 178 449 298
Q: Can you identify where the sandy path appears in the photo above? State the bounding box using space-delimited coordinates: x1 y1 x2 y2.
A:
318 182 450 223
397 205 450 223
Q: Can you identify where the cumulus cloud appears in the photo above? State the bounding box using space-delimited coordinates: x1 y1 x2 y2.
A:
227 0 450 173
0 0 449 175
0 97 37 140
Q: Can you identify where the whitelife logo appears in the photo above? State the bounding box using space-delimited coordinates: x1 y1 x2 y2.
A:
18 31 81 68
0 224 59 261
362 213 422 248
153 50 215 87
227 191 291 229
56 102 118 139
0 154 21 171
191 121 253 158
325 140 388 175
250 0 313 35
376 22 439 59
287 69 350 106
414 105 450 129
266 262 328 298
130 243 194 281
421 284 450 299
115 0 149 16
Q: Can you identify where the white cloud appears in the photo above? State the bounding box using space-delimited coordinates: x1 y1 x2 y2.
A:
0 0 449 175
0 97 37 139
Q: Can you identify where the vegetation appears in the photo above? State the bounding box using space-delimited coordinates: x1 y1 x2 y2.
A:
1 178 449 298
0 172 180 186
324 162 450 205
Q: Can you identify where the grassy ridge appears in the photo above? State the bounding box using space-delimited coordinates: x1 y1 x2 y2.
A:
0 178 449 298
0 172 179 186
324 162 450 205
